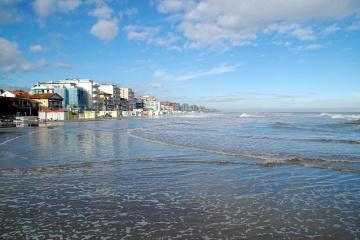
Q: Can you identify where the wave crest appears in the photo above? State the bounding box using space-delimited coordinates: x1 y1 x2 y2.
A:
320 113 360 121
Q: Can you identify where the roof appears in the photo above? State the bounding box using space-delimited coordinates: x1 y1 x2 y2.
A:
161 101 175 106
10 90 32 99
30 93 63 100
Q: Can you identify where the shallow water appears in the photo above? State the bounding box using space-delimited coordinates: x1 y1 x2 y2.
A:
0 113 359 239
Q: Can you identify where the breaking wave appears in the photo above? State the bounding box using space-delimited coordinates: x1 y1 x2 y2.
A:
177 113 223 118
128 129 360 173
320 113 360 121
239 113 264 118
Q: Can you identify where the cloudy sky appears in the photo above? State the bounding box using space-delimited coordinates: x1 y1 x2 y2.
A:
0 0 359 110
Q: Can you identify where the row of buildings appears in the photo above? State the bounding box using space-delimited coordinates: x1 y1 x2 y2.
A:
0 78 211 122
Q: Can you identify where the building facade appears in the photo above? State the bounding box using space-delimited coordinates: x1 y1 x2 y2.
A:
60 79 99 110
30 93 63 110
31 82 87 110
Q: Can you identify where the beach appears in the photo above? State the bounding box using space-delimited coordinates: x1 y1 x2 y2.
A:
0 113 359 239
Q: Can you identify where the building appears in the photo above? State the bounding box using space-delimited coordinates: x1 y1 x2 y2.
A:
31 81 87 110
98 84 121 110
0 90 39 116
120 87 135 110
98 92 114 111
135 98 145 109
173 103 181 112
30 93 63 110
161 101 175 115
60 79 99 110
119 98 129 111
140 96 160 116
119 87 134 100
181 103 190 112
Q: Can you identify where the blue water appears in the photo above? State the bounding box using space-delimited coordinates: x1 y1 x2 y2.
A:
0 112 359 239
131 112 360 172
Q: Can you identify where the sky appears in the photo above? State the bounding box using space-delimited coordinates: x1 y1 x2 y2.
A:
0 0 359 111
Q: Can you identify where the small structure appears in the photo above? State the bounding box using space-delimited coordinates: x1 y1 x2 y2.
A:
38 110 68 121
30 93 63 110
0 90 39 117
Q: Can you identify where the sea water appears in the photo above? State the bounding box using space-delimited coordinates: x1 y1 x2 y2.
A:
0 112 359 239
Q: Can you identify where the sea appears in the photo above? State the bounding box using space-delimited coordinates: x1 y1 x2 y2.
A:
0 112 359 239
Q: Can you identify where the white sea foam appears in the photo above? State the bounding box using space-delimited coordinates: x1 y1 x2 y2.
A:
239 113 253 118
177 113 223 118
239 113 263 118
320 113 360 121
0 136 22 146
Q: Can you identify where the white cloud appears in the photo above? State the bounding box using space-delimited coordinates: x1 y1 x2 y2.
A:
54 62 72 69
295 44 323 52
33 0 81 17
89 5 113 19
323 24 340 34
90 18 119 42
89 2 119 42
153 63 240 81
157 0 195 13
156 0 360 48
125 25 160 41
0 37 47 72
346 21 360 31
30 44 44 53
124 25 179 48
57 0 81 12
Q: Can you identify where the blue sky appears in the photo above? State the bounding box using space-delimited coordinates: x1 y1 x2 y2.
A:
0 0 359 111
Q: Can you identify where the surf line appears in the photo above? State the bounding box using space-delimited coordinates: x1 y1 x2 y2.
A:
127 128 271 162
0 136 22 146
0 128 44 146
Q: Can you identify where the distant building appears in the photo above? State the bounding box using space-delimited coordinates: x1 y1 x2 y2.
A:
98 92 114 111
98 84 121 110
30 93 63 110
173 103 181 111
119 98 129 111
161 101 175 114
119 87 134 100
120 87 135 110
135 98 144 109
181 103 190 112
140 96 160 115
190 105 199 112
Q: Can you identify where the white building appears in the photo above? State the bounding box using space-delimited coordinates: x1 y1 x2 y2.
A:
119 88 134 100
140 95 161 116
98 84 121 108
120 88 135 110
60 79 99 110
31 81 88 110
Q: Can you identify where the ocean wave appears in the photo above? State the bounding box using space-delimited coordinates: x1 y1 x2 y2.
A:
320 113 360 121
271 122 309 131
177 113 223 118
239 113 265 118
239 113 256 118
302 138 360 145
128 129 359 173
